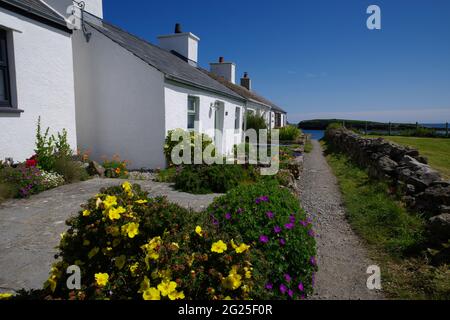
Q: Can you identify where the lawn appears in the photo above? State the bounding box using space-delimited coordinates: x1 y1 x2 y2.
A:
368 136 450 180
323 141 450 299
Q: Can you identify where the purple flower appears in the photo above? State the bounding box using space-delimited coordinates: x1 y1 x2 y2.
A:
310 257 317 266
285 223 295 230
225 213 232 220
284 274 292 283
265 283 273 290
300 220 308 227
280 284 288 294
259 235 269 244
274 226 282 234
210 215 219 226
298 282 304 292
289 215 296 223
308 230 316 238
256 196 269 204
266 211 275 219
279 238 286 246
288 289 294 298
236 208 243 214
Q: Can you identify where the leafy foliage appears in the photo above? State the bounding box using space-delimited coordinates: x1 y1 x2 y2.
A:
279 126 302 142
246 114 267 131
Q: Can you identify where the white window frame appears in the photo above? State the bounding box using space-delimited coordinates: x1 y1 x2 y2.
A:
187 96 199 131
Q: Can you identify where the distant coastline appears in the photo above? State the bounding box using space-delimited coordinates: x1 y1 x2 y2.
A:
298 119 448 131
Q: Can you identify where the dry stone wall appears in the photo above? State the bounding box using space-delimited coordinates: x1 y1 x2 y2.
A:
325 128 450 243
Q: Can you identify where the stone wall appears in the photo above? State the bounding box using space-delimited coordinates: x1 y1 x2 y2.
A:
325 128 450 243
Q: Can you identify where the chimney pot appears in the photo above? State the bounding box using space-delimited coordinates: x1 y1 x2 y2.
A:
241 73 252 91
175 23 182 33
219 57 225 63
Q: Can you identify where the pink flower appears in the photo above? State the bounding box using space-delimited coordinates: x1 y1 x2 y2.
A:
298 282 304 292
266 211 275 219
274 226 282 234
279 238 286 246
284 274 292 283
285 223 295 230
225 213 232 220
288 289 294 298
280 284 288 294
259 235 269 244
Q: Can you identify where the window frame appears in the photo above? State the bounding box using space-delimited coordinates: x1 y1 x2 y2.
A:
187 96 200 131
0 29 11 108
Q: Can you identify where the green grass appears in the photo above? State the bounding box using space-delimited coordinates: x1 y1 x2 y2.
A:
304 139 313 153
323 142 450 299
368 136 450 180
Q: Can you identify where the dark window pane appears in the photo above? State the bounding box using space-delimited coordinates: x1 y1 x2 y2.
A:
0 40 5 65
0 68 6 101
188 114 195 129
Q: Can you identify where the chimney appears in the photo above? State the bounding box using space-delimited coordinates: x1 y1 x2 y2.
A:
158 24 200 66
210 57 236 84
240 72 252 91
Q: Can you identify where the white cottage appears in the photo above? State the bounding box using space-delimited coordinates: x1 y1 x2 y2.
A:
0 0 77 162
0 0 287 169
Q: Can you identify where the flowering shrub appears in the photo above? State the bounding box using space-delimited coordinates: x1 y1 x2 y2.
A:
164 129 216 166
206 180 318 299
34 183 271 300
41 171 65 189
174 164 259 194
0 165 46 198
102 155 129 178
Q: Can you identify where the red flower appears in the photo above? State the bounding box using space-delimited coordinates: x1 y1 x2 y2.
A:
25 156 38 168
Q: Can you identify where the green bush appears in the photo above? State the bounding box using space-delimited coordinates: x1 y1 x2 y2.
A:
164 129 216 166
155 167 177 183
102 155 129 178
27 183 269 300
279 126 301 142
53 157 89 183
0 182 18 202
174 165 259 194
205 181 318 299
246 114 267 131
0 165 46 198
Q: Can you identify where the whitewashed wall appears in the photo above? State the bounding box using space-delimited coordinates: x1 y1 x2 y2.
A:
43 0 103 19
73 27 166 169
0 8 77 162
164 83 245 155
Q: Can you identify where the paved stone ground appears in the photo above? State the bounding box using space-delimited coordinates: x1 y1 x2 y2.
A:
0 178 219 293
299 140 384 300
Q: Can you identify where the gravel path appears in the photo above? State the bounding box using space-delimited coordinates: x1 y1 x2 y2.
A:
0 178 219 293
299 140 383 300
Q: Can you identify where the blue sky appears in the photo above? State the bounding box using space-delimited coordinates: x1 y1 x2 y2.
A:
104 0 450 123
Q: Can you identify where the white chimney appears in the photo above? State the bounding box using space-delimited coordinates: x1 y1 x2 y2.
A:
210 57 236 84
42 0 103 19
158 24 200 66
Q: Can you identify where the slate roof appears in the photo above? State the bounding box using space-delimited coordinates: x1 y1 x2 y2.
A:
0 0 67 28
204 70 287 114
84 14 245 101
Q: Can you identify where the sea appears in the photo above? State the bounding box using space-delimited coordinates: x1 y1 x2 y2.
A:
303 124 448 141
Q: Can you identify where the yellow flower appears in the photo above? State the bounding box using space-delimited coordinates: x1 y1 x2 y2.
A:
122 181 132 192
157 280 177 297
130 262 139 275
82 210 91 217
211 240 227 253
143 287 161 300
244 267 252 279
122 222 139 239
108 206 126 221
135 199 148 204
103 195 118 210
236 243 250 254
222 273 242 291
195 226 203 237
115 255 126 270
224 296 233 300
168 290 185 300
95 273 109 287
0 293 13 300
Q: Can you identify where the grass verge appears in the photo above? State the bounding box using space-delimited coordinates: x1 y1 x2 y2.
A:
323 141 450 299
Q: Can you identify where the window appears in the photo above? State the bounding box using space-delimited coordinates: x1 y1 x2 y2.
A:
275 113 282 128
0 29 11 107
187 96 199 130
234 107 241 132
